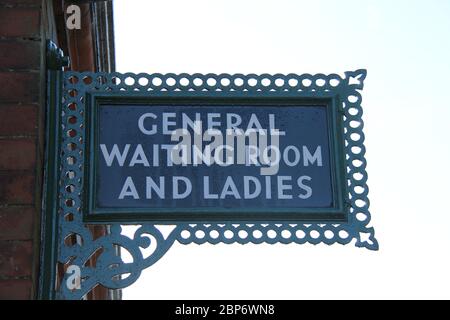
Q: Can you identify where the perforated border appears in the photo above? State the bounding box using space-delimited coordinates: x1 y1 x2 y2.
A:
56 71 377 300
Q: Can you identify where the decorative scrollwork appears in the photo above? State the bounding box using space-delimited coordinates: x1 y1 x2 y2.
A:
56 70 377 299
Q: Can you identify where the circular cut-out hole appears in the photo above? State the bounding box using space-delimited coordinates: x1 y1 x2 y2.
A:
330 79 340 87
339 230 349 239
68 89 78 97
166 77 176 86
195 230 205 239
181 230 190 239
66 156 76 165
281 230 291 239
68 116 77 124
220 78 231 86
348 107 359 116
355 199 366 207
296 230 306 239
68 76 78 84
68 103 77 111
238 230 248 239
67 129 77 138
351 146 362 154
348 95 359 103
354 186 365 194
65 184 75 193
138 77 149 86
275 78 285 87
310 230 320 239
66 171 76 179
267 230 277 239
248 78 257 87
111 76 121 85
83 76 92 85
324 230 334 239
261 78 271 86
350 133 361 141
180 77 189 86
224 230 234 239
96 75 107 85
353 172 364 181
152 77 162 86
350 120 361 128
234 78 244 86
124 77 135 86
352 159 363 167
302 79 312 87
316 79 326 87
253 230 263 239
207 78 217 86
288 78 299 87
193 78 203 86
65 198 75 207
356 213 367 221
209 230 219 239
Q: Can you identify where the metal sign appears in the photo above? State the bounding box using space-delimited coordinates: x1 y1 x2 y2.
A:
40 42 378 300
85 96 346 223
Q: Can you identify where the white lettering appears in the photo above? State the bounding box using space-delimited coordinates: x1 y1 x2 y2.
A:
303 146 323 166
138 113 157 135
162 113 176 135
146 177 165 199
297 176 313 199
220 176 241 199
129 144 150 167
283 145 301 167
244 176 261 199
119 177 139 199
277 176 293 199
100 144 130 167
203 176 218 199
173 176 192 199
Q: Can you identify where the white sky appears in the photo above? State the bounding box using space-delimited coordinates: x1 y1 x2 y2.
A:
113 0 450 299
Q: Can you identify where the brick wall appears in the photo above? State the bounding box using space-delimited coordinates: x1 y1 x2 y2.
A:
0 0 116 300
0 0 48 300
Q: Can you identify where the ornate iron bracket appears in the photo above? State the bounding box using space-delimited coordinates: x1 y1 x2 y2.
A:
40 45 377 300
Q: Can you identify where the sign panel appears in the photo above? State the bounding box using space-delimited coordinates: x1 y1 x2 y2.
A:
85 97 346 222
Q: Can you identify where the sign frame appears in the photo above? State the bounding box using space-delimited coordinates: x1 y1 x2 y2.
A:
41 45 378 300
84 93 348 223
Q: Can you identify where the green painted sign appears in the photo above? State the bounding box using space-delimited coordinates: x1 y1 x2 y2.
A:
84 95 346 223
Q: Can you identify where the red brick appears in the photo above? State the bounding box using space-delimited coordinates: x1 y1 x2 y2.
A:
0 173 35 204
0 207 34 240
0 139 36 170
0 279 32 299
0 40 40 70
0 240 33 277
0 105 37 136
0 72 39 103
0 8 40 38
